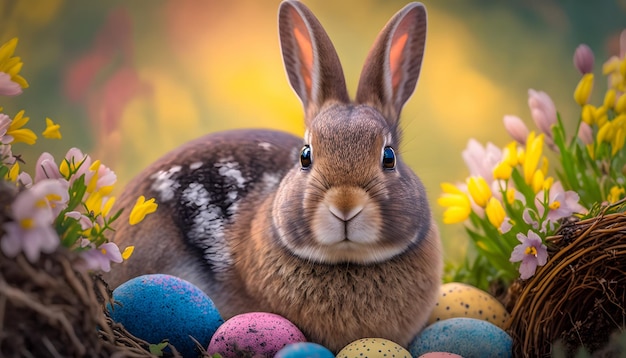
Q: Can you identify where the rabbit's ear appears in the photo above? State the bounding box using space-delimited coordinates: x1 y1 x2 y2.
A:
279 1 349 119
356 3 427 124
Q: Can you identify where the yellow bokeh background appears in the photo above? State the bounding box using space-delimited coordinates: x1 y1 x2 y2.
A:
1 0 625 269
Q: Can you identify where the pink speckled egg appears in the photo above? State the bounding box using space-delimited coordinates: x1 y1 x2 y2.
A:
207 312 306 357
418 353 464 358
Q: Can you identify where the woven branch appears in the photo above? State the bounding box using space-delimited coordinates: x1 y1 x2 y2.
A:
505 210 626 357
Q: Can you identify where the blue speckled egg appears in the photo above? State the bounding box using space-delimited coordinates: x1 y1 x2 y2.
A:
109 274 224 357
275 342 335 358
409 317 512 358
207 312 307 358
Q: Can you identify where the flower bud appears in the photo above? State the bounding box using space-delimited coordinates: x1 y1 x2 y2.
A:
604 89 617 109
467 176 492 208
617 93 626 114
574 73 594 106
528 89 557 139
503 115 529 145
581 104 595 125
577 121 593 145
573 44 594 74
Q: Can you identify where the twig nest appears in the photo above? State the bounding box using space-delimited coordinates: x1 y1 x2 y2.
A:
0 248 122 356
0 240 172 357
505 212 626 356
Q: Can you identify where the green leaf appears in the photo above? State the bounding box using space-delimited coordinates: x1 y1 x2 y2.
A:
148 342 168 356
510 168 536 210
0 165 9 179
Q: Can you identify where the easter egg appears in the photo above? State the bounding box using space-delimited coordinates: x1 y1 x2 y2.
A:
428 282 509 328
409 317 513 358
336 338 411 358
275 342 335 358
109 274 223 357
207 312 306 357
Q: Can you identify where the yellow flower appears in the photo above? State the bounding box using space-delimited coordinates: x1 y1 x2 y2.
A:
85 190 105 216
0 38 28 89
604 56 626 92
42 117 61 139
503 142 518 167
129 195 158 225
540 157 549 176
102 196 116 217
467 176 492 208
613 127 625 156
506 188 516 205
531 170 545 194
493 161 512 180
5 161 19 181
597 121 614 144
574 73 594 106
617 93 626 114
604 89 617 110
86 160 101 193
595 106 608 128
607 186 625 204
581 104 595 125
122 246 135 260
438 182 472 224
523 132 544 185
6 110 37 145
485 197 505 229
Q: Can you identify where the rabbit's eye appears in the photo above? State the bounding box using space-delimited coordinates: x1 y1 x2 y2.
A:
382 146 396 170
300 145 312 169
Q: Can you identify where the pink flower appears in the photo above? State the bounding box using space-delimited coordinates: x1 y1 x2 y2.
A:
62 147 92 182
0 143 14 165
17 172 32 188
462 139 502 184
93 161 117 189
536 181 585 223
0 179 69 262
78 241 123 272
510 230 548 280
578 122 593 145
573 44 594 75
503 115 529 145
0 113 12 144
522 208 540 231
35 152 63 182
65 211 94 230
0 72 22 96
528 89 557 142
35 179 70 218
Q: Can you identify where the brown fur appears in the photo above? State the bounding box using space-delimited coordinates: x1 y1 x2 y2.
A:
107 1 442 353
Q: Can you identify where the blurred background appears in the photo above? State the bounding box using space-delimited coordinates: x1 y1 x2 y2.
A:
1 0 625 271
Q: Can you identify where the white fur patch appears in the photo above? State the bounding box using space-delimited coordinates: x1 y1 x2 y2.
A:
181 182 233 273
258 142 273 151
215 158 247 189
261 172 281 192
150 165 182 202
189 161 203 170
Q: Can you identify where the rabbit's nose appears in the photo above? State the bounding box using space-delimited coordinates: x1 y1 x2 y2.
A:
328 204 364 222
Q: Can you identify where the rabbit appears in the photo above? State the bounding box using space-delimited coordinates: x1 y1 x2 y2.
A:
106 0 442 353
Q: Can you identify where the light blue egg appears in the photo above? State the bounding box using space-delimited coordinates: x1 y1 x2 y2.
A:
275 342 335 358
109 274 224 357
409 317 513 358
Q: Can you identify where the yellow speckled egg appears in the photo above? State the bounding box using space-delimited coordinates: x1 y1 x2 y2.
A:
428 282 510 329
336 338 411 358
